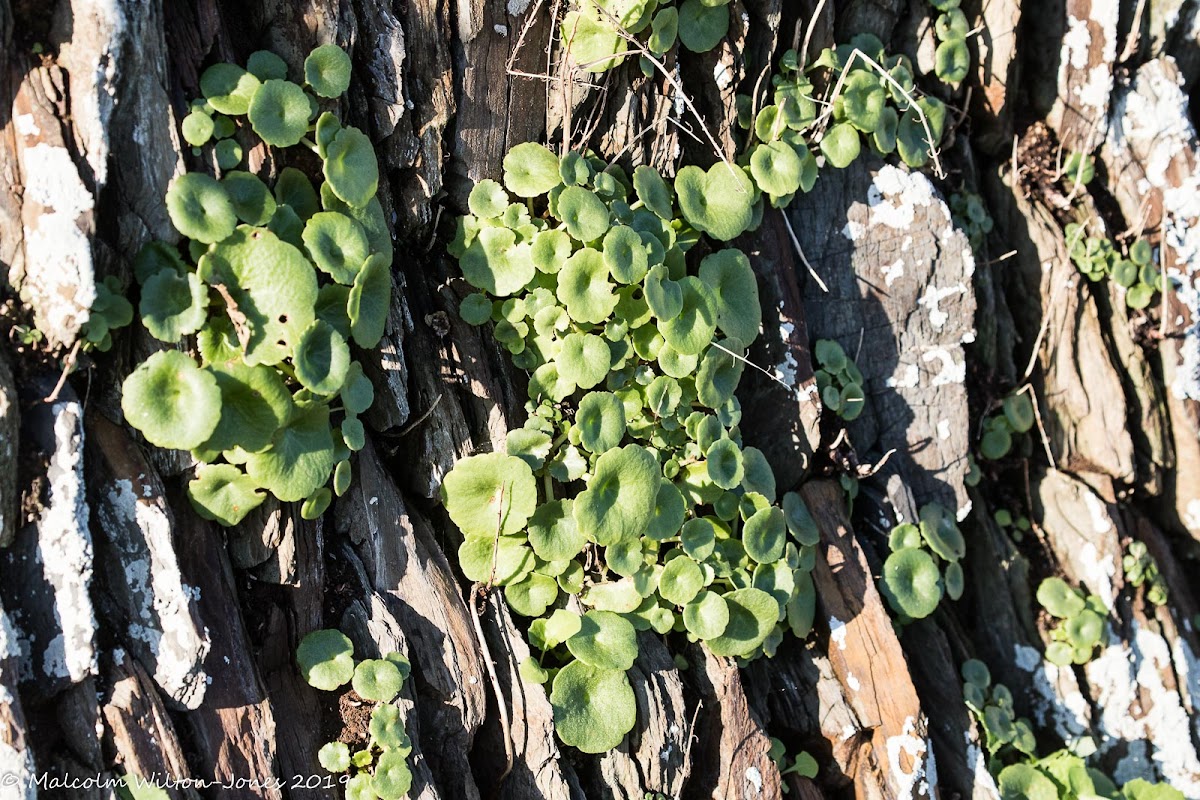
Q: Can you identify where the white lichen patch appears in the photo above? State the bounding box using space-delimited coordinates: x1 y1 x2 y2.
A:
922 348 967 386
744 765 763 794
36 401 96 683
1078 541 1116 608
886 716 932 798
881 259 905 287
1059 0 1117 114
1086 624 1200 794
829 616 847 650
97 479 210 708
864 165 937 231
507 0 531 14
775 320 800 389
18 143 97 348
917 284 967 330
1013 644 1091 740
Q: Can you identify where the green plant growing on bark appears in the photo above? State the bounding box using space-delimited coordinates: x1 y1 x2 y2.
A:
813 339 866 421
962 659 1038 768
979 392 1035 460
120 45 390 527
444 146 820 753
1122 541 1167 606
809 35 948 170
769 736 819 790
929 0 971 86
297 630 414 799
879 502 965 621
560 0 731 76
992 507 1032 542
1066 226 1161 310
81 276 134 352
950 191 994 252
1036 577 1106 666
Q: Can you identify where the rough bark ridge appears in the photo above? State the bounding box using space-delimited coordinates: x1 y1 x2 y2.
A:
1 0 1200 798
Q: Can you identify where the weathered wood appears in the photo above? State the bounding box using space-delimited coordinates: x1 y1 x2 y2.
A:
0 351 16 547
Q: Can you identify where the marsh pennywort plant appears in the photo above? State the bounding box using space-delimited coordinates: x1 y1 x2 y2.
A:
929 0 971 86
812 339 866 422
979 392 1035 461
1122 541 1167 606
880 503 965 621
1036 577 1106 666
444 148 820 753
121 45 390 527
560 0 731 76
297 629 414 799
1066 227 1162 311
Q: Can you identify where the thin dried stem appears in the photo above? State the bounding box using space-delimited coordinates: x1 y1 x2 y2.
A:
780 209 829 293
44 339 82 404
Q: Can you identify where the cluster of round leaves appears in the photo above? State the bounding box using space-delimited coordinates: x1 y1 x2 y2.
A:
979 393 1035 461
1066 227 1161 310
1036 577 1106 667
296 630 414 800
561 0 731 76
965 659 1185 800
768 737 819 785
813 339 866 422
992 507 1033 543
444 147 820 753
120 46 390 528
950 191 994 253
734 48 820 208
81 276 134 352
879 502 965 621
808 35 948 170
930 0 972 86
1122 541 1167 606
961 659 1037 771
998 750 1184 800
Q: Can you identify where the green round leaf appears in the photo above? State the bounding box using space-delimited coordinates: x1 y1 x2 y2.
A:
202 362 293 453
503 142 562 198
696 339 746 408
459 293 494 325
245 404 337 502
658 276 717 355
348 253 391 347
140 269 208 343
557 186 611 242
468 179 509 218
182 109 214 147
558 332 612 390
820 122 861 169
997 764 1058 800
684 590 729 639
660 555 705 606
296 629 355 691
633 165 674 220
644 265 684 320
560 11 627 74
247 79 311 147
603 225 650 284
369 704 412 752
782 492 819 546
557 248 618 324
1037 577 1086 619
215 139 243 170
371 751 412 800
200 63 262 115
551 661 636 753
699 249 760 344
460 226 536 297
935 38 970 85
648 480 686 541
750 140 804 196
980 426 1012 460
247 50 288 81
532 229 574 273
458 534 534 585
743 506 786 563
677 0 729 52
705 438 744 490
352 658 404 702
318 741 350 773
574 444 659 546
881 547 943 619
442 452 537 538
166 173 237 244
122 350 221 450
675 163 757 242
528 499 587 561
918 503 966 562
187 463 266 526
276 167 320 219
294 320 351 395
567 610 638 670
303 211 369 284
222 171 277 226
680 518 716 560
706 587 778 657
334 459 352 496
200 227 319 366
839 70 888 133
576 391 627 453
305 44 352 98
945 560 964 600
323 126 379 209
506 572 559 617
